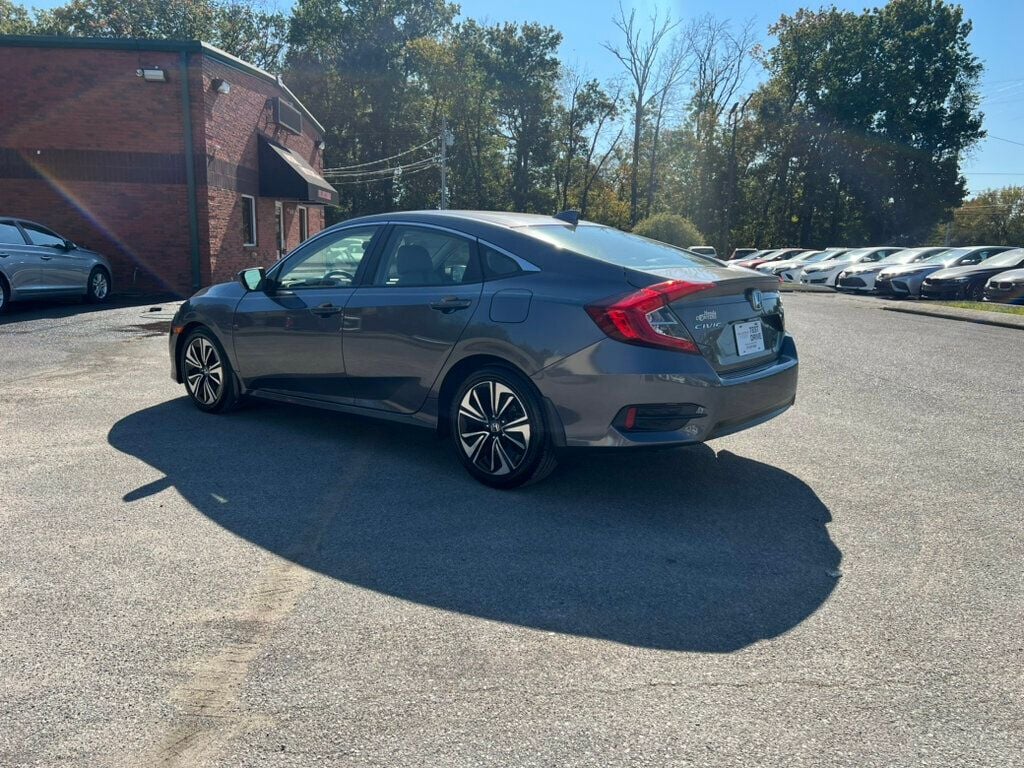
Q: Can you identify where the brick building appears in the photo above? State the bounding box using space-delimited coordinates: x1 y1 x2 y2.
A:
0 36 337 296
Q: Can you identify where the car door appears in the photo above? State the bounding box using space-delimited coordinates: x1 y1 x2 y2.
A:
19 221 84 293
0 219 39 297
342 224 484 414
231 225 382 401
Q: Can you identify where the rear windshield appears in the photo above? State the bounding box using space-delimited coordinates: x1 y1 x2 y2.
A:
524 225 721 270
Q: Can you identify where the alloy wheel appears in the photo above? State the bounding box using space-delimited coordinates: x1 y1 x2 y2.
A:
91 271 109 300
183 336 224 407
457 380 532 476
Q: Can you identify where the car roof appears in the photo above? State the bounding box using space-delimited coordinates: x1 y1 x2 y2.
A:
342 210 579 230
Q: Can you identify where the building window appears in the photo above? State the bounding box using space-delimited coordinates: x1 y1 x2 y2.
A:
275 201 285 254
241 195 257 246
298 206 308 243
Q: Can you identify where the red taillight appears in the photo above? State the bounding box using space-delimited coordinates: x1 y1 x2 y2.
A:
585 280 712 354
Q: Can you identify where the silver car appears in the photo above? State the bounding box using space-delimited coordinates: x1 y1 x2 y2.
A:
0 218 112 312
876 245 1012 297
169 211 798 488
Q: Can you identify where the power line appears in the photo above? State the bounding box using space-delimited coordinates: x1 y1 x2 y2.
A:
329 163 440 186
322 138 438 172
322 157 441 180
987 134 1024 149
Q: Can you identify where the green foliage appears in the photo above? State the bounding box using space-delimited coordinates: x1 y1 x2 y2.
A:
632 213 705 248
735 0 983 248
938 187 1024 246
30 0 288 71
0 0 33 34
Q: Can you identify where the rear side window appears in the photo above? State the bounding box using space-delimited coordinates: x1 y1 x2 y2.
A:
21 222 65 247
524 224 720 270
374 226 481 286
0 221 25 244
481 245 523 279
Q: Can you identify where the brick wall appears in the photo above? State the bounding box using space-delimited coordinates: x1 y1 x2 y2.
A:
0 42 332 296
198 57 328 286
0 46 192 293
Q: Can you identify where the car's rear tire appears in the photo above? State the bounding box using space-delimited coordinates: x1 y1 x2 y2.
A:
450 366 557 489
85 267 111 303
179 328 240 413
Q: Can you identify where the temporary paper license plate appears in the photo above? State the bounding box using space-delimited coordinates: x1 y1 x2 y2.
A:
734 321 765 356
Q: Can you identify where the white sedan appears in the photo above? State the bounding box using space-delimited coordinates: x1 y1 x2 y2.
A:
835 246 949 292
800 246 903 287
766 248 846 282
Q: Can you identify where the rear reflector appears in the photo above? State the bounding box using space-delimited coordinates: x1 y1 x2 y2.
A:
614 403 708 432
585 280 711 354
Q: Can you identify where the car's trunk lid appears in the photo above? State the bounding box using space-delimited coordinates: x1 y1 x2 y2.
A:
627 265 786 374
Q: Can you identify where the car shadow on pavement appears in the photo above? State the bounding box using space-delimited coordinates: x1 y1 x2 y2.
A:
108 398 841 653
0 294 177 325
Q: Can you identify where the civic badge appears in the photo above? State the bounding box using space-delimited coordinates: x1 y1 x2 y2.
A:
747 288 763 312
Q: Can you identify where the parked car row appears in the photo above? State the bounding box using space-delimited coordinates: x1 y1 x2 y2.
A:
729 244 1024 304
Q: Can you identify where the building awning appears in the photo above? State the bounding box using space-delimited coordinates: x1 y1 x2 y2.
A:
258 138 338 206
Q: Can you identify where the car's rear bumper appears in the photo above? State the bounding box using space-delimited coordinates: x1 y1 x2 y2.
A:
532 335 798 448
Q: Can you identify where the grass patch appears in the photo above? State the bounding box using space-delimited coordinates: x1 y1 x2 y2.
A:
934 300 1024 317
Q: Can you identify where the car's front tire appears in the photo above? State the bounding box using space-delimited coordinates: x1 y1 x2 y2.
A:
450 366 557 489
0 276 9 314
85 267 111 303
179 328 240 413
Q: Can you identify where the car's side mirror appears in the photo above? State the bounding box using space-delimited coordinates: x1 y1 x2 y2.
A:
238 266 267 292
62 239 76 250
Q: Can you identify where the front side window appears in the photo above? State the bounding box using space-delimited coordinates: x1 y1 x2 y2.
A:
373 226 480 286
276 227 378 289
21 222 64 247
241 195 257 246
0 221 26 244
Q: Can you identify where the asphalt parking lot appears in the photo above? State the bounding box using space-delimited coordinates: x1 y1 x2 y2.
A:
1 292 1021 767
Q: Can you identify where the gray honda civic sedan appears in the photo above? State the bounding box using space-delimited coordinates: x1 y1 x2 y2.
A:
169 211 798 487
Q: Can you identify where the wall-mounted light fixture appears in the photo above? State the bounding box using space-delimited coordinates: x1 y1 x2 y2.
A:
315 140 326 151
136 67 168 83
211 78 231 94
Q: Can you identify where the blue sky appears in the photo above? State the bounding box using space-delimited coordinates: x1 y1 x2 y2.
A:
26 0 1024 194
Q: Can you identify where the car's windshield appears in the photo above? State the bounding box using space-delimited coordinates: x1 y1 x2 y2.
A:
839 248 873 260
797 250 825 262
525 225 721 270
881 249 931 265
923 248 965 264
981 248 1024 268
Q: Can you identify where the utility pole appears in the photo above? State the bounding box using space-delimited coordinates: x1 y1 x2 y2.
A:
440 117 449 210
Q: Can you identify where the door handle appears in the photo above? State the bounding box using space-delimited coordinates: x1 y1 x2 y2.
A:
40 255 53 260
0 252 8 258
309 302 344 317
430 297 472 313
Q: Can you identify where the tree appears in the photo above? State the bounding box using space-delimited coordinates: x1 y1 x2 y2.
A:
603 1 679 226
0 0 34 34
286 0 459 216
939 187 1024 246
484 22 562 212
632 213 705 248
555 69 619 213
740 0 984 247
33 0 288 71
